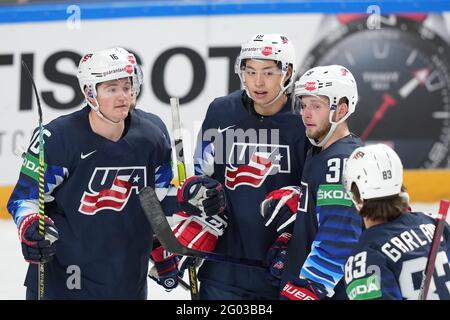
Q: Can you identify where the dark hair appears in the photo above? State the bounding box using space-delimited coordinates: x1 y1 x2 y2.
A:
339 97 349 105
351 184 409 222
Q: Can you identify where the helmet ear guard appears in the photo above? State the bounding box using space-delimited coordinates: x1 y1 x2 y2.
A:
86 86 95 99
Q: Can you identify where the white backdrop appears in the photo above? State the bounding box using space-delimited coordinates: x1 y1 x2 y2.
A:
0 13 323 183
2 12 450 182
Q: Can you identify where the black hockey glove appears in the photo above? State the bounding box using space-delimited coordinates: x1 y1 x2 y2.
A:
265 232 291 287
148 245 195 291
18 213 59 264
149 245 181 291
177 175 226 216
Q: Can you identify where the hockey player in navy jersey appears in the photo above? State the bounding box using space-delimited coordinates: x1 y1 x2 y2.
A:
7 47 183 299
190 33 310 299
343 144 450 300
115 48 229 293
261 65 363 300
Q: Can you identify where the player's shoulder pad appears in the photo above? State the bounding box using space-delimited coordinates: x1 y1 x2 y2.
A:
411 211 437 220
133 107 170 139
207 89 243 115
35 107 89 151
44 106 88 134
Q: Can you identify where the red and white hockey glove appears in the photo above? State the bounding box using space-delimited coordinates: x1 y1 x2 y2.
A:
177 176 227 217
260 186 301 234
148 210 228 291
280 278 327 301
172 211 228 252
18 213 59 264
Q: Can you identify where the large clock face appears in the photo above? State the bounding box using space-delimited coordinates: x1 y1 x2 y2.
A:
299 16 450 168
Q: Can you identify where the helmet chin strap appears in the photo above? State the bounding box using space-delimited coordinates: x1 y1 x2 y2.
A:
245 71 290 108
260 84 285 107
351 196 363 212
308 122 338 147
308 107 350 147
87 98 122 125
94 108 121 125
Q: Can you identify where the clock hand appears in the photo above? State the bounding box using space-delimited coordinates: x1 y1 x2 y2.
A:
398 68 430 99
361 94 397 141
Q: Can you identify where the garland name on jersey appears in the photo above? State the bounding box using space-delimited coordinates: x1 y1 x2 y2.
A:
345 213 450 300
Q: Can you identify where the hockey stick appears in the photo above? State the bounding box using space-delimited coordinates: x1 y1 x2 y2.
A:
139 186 268 268
170 97 200 300
170 97 187 188
177 275 190 291
419 199 450 300
21 61 46 300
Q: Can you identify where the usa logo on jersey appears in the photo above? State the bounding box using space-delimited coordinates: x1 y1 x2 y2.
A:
225 143 290 190
79 166 146 215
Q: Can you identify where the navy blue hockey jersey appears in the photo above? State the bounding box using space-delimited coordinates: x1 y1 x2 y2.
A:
282 134 363 298
344 212 450 300
194 90 310 298
7 106 174 299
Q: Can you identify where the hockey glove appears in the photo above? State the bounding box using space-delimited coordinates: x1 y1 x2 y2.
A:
149 245 181 291
18 213 59 264
280 277 327 301
260 186 301 234
177 176 226 216
265 232 291 287
172 211 228 252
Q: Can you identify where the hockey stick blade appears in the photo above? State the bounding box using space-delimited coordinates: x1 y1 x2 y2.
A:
139 187 268 268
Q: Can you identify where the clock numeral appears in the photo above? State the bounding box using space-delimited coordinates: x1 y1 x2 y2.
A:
425 70 445 92
373 43 390 59
419 26 435 40
429 142 447 162
406 49 418 66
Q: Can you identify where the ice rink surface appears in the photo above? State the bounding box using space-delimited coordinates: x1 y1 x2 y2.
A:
0 202 442 300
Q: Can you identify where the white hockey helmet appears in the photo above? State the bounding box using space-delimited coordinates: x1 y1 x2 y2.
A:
343 144 403 201
295 65 358 146
115 47 143 96
77 47 136 111
235 33 296 95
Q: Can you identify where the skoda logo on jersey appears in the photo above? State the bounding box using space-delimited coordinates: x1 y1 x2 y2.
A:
225 143 290 190
79 166 147 215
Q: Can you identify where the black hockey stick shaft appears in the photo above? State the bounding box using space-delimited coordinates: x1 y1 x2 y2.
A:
420 199 450 300
139 186 268 268
21 61 46 300
178 276 190 291
170 97 200 300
